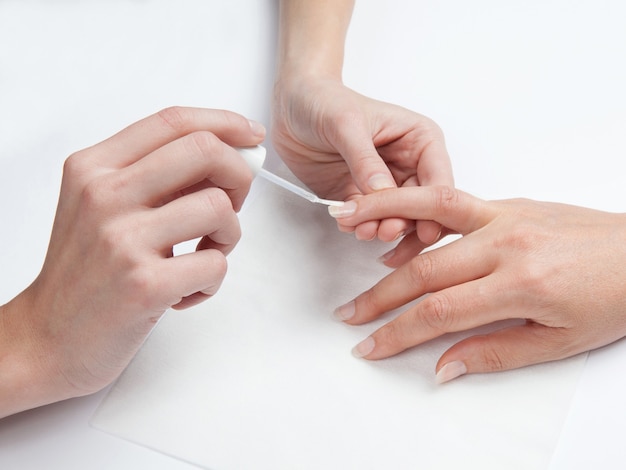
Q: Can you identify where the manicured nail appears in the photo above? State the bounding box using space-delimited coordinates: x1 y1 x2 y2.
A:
367 173 395 191
328 200 356 218
377 248 396 264
248 119 266 137
352 336 375 358
435 360 468 384
333 300 356 321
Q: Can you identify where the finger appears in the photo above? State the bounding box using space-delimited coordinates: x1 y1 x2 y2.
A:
161 249 229 311
354 220 380 241
335 236 496 325
328 115 397 194
173 292 211 310
416 220 443 245
339 194 381 240
379 228 456 268
329 186 495 235
376 217 412 243
145 188 240 255
91 107 265 168
434 323 579 383
413 136 454 244
415 133 454 188
375 176 418 242
121 131 253 210
351 274 515 360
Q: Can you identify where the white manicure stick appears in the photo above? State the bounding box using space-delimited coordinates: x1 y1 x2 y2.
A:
236 146 344 207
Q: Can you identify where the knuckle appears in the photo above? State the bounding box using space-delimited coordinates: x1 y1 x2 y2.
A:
80 177 111 211
199 250 229 297
509 256 555 301
187 130 220 159
405 253 435 287
416 115 446 141
96 216 141 263
157 106 191 133
63 151 88 179
209 251 229 280
433 185 461 213
420 293 454 332
375 320 408 350
492 222 533 251
125 264 163 308
79 174 128 214
473 335 509 371
357 288 382 319
216 108 245 129
201 188 233 216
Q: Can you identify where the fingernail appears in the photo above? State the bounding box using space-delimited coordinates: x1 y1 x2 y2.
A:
377 248 396 264
367 173 395 191
392 229 408 242
328 200 356 218
435 360 468 384
248 119 266 137
333 300 356 321
352 336 375 358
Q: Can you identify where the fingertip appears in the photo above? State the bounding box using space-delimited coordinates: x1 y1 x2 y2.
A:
354 220 379 241
367 173 396 192
416 220 442 245
435 360 468 384
352 336 376 359
247 119 266 139
328 200 356 218
336 221 356 234
340 144 395 194
377 248 397 265
172 292 211 310
377 217 411 243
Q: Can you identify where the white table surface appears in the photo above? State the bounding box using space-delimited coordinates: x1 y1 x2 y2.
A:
1 1 625 468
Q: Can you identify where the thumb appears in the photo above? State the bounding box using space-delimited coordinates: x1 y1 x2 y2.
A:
331 125 397 194
434 323 576 384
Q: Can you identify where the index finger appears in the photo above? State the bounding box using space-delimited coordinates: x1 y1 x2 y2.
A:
89 107 265 168
329 186 496 235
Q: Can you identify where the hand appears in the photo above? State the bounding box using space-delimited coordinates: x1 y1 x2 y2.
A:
0 107 265 417
329 186 626 383
272 77 453 243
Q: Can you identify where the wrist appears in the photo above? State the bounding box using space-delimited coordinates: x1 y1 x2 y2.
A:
0 287 71 418
276 0 354 82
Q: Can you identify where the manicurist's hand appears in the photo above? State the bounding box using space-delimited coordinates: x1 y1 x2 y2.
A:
329 186 626 383
0 107 265 418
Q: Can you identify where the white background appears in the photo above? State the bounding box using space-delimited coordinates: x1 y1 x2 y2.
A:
1 1 625 468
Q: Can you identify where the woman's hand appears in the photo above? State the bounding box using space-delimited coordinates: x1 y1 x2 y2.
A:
329 186 626 383
272 77 453 243
0 107 265 417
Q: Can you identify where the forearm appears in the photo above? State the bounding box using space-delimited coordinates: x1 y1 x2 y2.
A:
277 0 354 80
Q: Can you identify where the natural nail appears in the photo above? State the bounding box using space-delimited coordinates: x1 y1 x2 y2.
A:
367 173 395 191
328 200 356 218
333 301 356 321
352 336 375 358
248 119 266 137
377 248 396 264
435 360 468 384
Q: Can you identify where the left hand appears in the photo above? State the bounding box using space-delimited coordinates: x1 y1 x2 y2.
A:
272 77 453 243
329 186 626 383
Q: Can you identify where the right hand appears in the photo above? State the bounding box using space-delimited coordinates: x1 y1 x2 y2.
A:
0 107 265 417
